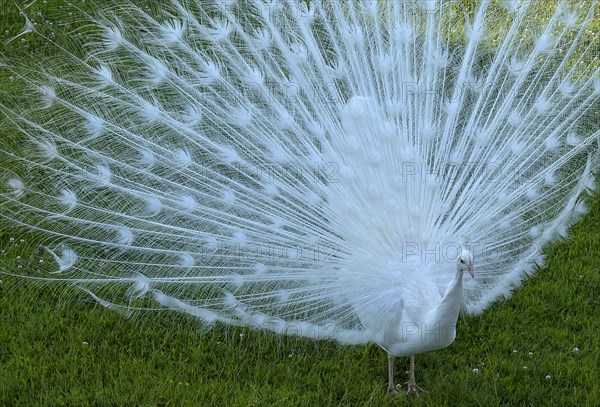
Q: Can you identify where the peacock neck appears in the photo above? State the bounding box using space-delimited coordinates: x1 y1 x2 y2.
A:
434 266 465 324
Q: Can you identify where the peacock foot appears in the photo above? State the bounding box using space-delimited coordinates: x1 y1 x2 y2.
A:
386 384 399 396
404 380 424 395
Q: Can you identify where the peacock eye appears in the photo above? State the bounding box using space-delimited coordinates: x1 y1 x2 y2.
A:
459 258 465 264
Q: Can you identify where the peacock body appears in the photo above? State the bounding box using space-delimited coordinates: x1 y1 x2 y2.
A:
1 0 599 393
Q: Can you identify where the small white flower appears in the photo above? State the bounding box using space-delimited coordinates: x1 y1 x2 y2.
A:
545 374 551 381
239 333 244 339
572 347 579 354
473 368 479 375
83 341 89 346
528 352 533 357
523 366 528 370
513 349 518 354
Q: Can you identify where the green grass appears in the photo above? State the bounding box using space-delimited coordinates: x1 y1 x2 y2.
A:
1 1 599 405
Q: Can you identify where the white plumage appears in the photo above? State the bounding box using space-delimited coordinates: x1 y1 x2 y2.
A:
1 0 598 393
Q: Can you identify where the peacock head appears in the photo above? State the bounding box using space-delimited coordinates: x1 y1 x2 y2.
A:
457 248 474 278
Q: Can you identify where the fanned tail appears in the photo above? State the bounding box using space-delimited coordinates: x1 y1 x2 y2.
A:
1 1 598 343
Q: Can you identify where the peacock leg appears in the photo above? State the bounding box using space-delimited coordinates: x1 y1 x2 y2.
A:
405 355 424 394
386 354 398 395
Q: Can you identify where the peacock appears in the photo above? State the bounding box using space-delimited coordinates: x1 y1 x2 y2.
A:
1 0 598 395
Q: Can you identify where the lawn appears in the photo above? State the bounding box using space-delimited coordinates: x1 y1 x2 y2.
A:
1 1 599 406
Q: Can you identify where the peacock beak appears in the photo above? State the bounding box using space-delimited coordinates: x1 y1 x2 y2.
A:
466 265 475 278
